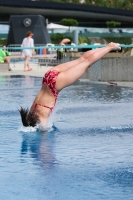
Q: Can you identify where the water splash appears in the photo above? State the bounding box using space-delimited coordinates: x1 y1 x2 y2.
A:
18 125 38 133
18 122 58 133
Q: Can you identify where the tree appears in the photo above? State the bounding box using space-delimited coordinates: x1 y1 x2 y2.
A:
106 21 121 32
42 0 133 11
50 33 64 44
60 18 78 31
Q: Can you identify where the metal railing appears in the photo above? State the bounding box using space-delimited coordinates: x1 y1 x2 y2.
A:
5 44 81 67
1 44 133 67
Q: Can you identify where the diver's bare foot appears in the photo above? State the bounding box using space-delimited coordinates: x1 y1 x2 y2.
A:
107 42 121 51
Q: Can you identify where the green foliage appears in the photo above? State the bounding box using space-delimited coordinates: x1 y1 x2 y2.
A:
50 33 132 45
60 18 78 27
83 0 133 10
43 0 72 2
42 0 80 3
42 0 133 11
106 21 121 28
78 36 90 44
50 33 72 44
50 33 64 44
105 37 132 44
65 35 73 41
50 33 91 45
0 39 7 45
70 0 80 3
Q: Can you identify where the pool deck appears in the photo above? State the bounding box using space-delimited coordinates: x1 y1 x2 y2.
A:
0 63 51 78
0 62 133 88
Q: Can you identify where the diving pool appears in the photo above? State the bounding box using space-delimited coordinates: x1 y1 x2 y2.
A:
0 75 133 200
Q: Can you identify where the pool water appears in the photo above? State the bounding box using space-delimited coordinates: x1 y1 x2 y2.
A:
0 75 133 200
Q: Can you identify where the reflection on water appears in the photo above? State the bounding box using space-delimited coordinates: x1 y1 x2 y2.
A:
21 131 57 169
1 75 133 104
98 168 133 188
66 82 133 103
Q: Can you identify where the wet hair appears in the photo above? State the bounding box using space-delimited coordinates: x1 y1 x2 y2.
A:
18 107 39 127
26 31 33 37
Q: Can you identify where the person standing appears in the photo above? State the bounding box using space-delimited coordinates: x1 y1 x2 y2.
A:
21 31 34 72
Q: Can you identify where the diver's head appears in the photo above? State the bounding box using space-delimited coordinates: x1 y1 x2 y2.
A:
18 107 39 127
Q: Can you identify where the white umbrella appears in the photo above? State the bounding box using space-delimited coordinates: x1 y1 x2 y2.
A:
47 23 69 30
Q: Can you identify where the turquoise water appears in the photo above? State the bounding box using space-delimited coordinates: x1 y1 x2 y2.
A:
0 75 133 200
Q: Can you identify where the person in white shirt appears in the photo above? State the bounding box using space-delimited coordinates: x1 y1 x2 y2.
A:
21 31 34 72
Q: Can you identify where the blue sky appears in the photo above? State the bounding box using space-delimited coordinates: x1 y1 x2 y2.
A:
0 25 9 33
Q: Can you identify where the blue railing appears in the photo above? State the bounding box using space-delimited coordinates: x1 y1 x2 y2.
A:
3 44 133 51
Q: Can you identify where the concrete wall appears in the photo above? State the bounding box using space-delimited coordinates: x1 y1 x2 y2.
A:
81 57 133 81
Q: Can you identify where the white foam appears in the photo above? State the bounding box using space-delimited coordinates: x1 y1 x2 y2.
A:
127 169 133 173
18 121 55 133
18 125 38 133
18 112 56 133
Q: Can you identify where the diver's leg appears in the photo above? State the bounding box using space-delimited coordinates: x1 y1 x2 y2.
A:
56 43 121 91
52 47 105 72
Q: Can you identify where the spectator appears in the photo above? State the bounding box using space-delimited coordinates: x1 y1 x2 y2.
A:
0 46 11 71
57 38 71 60
59 38 71 52
21 31 34 72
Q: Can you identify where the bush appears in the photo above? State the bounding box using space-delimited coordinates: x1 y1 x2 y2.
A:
64 35 73 41
0 39 7 46
50 34 132 46
50 33 64 44
50 33 72 44
106 21 121 28
105 37 132 44
78 36 90 44
60 18 78 27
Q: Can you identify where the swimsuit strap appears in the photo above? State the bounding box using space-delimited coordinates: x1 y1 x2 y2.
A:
32 102 54 113
37 102 54 111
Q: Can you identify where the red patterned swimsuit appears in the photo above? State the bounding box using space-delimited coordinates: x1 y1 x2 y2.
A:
42 70 59 100
32 70 59 113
